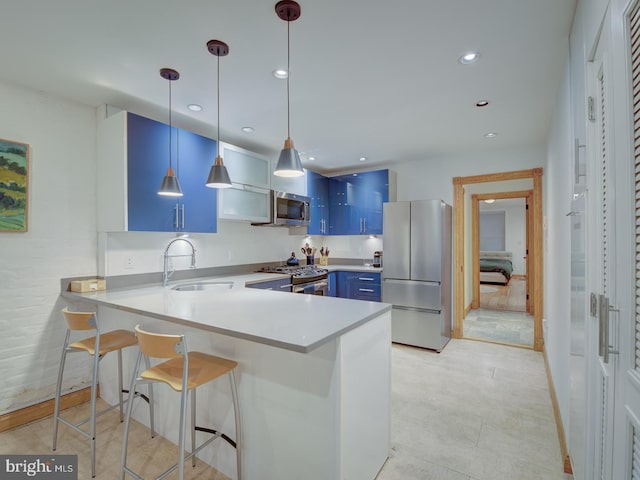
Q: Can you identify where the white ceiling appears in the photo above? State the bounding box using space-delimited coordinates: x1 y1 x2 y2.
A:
0 0 576 173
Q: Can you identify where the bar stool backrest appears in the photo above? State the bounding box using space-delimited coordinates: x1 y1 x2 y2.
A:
62 307 97 331
134 324 185 359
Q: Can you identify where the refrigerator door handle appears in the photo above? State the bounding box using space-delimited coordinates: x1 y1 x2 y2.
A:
383 278 440 287
392 305 441 315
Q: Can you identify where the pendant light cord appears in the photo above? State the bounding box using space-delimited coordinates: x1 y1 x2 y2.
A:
168 79 173 170
287 17 291 139
217 54 220 157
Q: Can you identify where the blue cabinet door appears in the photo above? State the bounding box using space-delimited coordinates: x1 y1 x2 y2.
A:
127 113 178 231
329 176 361 235
126 113 217 233
327 272 337 297
307 171 329 235
335 271 381 301
357 169 389 235
175 128 217 233
327 170 389 235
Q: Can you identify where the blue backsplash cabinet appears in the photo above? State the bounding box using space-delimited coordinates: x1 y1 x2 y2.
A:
126 113 217 233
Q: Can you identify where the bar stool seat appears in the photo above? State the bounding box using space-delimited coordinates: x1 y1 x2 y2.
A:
69 329 137 355
121 324 242 480
53 308 154 478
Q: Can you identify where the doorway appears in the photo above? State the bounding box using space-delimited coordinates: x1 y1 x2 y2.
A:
472 192 531 314
452 168 543 352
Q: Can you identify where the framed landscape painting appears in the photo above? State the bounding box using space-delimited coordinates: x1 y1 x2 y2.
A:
0 138 29 232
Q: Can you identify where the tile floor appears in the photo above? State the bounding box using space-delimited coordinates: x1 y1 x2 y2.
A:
463 308 534 347
0 339 570 480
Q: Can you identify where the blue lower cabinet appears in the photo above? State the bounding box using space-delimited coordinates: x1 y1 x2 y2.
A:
335 271 381 302
246 277 292 292
327 272 337 297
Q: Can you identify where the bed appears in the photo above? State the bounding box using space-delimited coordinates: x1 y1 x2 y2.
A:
479 251 513 285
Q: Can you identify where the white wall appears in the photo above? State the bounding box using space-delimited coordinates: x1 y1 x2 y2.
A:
101 224 382 277
543 40 573 446
386 147 545 205
0 80 98 414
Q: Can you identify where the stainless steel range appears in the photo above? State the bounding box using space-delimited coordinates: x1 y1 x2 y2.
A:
258 265 329 295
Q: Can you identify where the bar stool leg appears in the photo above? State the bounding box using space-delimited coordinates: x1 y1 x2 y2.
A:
89 349 100 478
144 355 156 438
118 349 125 421
52 330 71 453
230 370 242 480
191 390 197 468
177 387 189 480
121 350 142 480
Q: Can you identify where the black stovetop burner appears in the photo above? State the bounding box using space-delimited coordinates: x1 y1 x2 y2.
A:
258 265 328 279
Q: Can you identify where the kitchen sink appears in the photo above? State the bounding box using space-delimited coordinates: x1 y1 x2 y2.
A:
171 281 234 291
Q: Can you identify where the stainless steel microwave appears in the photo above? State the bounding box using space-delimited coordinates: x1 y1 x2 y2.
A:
253 190 311 227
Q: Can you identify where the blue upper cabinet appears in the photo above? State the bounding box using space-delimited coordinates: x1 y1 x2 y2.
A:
126 113 217 233
327 169 391 235
307 170 329 235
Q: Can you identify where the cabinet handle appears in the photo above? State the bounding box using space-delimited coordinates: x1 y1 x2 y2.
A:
363 217 366 233
358 277 375 281
359 218 363 234
174 204 179 230
181 205 185 230
359 288 374 292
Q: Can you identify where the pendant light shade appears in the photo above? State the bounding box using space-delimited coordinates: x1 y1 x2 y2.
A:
158 68 184 196
205 39 233 189
274 0 304 178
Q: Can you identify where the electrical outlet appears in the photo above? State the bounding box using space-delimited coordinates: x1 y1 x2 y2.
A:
124 256 135 270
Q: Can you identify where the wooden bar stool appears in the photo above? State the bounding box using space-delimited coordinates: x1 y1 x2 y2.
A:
121 324 242 480
52 308 155 478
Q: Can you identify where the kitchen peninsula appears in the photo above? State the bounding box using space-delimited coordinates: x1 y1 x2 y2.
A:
62 273 391 480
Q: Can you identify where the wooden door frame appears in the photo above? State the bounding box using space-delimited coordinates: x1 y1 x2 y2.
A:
453 168 544 351
471 190 532 312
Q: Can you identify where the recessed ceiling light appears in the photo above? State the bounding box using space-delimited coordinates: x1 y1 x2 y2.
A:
273 68 288 79
484 199 495 204
187 104 203 112
484 132 498 138
241 126 254 133
359 157 367 162
308 156 316 161
459 52 480 64
475 100 489 107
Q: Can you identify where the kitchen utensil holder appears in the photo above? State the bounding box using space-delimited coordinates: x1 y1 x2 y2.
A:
319 255 329 266
306 255 315 265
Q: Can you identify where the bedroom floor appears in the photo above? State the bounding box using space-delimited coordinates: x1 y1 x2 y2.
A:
463 308 534 348
479 277 527 312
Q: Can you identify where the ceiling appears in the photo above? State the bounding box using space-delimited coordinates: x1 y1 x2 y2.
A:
0 0 576 173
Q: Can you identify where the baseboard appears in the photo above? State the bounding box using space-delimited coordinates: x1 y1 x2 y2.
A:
542 347 573 475
465 303 472 316
0 387 95 433
512 274 527 279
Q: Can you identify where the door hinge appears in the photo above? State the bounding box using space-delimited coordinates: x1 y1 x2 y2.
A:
526 294 529 300
588 96 596 122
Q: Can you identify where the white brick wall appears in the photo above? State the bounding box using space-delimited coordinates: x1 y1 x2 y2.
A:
0 80 98 413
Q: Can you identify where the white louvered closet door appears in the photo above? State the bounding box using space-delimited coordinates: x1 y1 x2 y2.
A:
589 17 617 479
626 1 640 478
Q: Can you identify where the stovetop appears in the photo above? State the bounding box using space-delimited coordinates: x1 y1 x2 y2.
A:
258 265 328 278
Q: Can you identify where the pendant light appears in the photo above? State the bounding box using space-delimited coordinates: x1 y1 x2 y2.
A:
158 68 184 196
206 40 233 188
274 0 304 177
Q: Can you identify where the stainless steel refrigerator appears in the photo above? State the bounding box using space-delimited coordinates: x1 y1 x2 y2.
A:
382 199 452 351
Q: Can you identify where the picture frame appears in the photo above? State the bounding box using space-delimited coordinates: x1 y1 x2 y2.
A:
0 138 29 232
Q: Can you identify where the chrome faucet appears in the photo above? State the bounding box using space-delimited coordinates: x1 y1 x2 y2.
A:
163 238 196 287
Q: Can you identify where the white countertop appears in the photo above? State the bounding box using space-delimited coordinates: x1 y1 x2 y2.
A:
62 272 390 353
324 264 383 273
